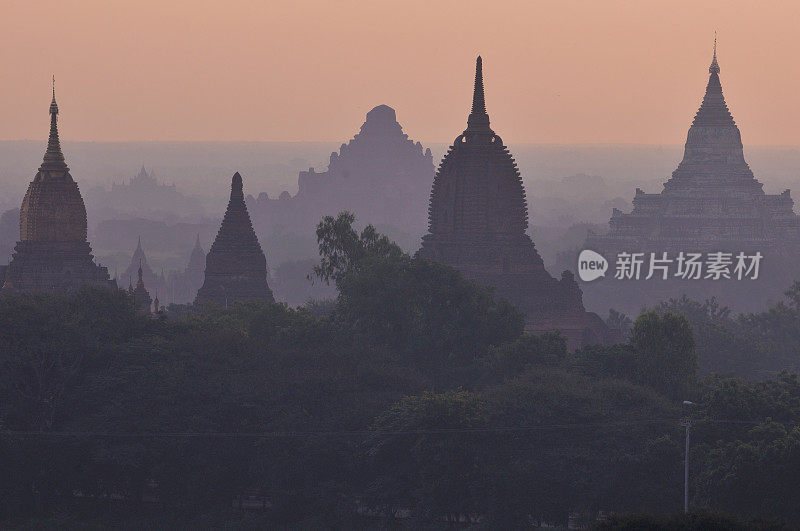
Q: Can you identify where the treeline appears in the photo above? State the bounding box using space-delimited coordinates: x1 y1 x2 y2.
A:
606 285 800 379
1 213 800 527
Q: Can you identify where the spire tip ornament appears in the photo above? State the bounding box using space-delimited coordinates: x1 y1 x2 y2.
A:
709 32 720 74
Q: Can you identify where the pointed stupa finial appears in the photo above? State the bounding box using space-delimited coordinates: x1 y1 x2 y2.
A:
41 76 67 171
466 56 491 134
471 56 486 115
138 258 143 281
50 75 58 115
709 32 720 74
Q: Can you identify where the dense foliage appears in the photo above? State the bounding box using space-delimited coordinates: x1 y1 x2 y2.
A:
1 213 800 527
649 288 800 378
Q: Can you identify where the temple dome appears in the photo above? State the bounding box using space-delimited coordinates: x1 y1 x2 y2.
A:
19 88 87 242
365 104 396 123
357 104 404 138
425 56 528 238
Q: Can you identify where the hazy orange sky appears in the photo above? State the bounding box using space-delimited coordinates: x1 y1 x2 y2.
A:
2 1 799 145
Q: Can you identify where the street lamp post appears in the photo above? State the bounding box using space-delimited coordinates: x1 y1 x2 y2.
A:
681 400 694 514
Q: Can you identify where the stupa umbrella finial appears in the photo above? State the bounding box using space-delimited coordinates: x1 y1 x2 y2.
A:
709 32 720 74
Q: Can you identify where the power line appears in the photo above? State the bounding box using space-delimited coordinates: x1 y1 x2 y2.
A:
0 418 763 439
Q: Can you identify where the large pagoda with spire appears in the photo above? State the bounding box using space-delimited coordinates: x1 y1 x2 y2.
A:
418 57 613 349
590 41 800 251
1 82 115 293
195 173 273 306
583 41 800 313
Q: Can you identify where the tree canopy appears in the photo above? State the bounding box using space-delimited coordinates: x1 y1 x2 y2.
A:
1 213 799 527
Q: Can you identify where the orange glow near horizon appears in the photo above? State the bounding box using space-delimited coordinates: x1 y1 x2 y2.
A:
1 0 799 145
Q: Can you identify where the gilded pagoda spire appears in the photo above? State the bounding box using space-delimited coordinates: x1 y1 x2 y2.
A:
41 76 68 172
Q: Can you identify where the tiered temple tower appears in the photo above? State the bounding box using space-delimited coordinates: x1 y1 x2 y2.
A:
195 173 273 306
418 57 613 349
250 104 434 235
1 84 115 293
583 42 800 314
588 41 800 253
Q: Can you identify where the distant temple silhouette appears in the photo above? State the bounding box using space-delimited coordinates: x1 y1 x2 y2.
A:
166 235 206 304
92 165 203 220
0 83 115 293
129 260 154 314
250 104 434 235
418 57 614 349
195 173 273 306
123 236 166 298
583 42 800 314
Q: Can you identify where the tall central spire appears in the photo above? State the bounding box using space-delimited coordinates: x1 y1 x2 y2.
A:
471 56 486 115
466 56 492 134
690 37 734 127
40 76 68 172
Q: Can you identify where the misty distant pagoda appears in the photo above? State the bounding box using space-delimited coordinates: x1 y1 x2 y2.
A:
123 236 165 298
418 57 613 349
0 83 115 293
250 104 435 235
166 234 206 304
195 172 273 306
582 41 800 313
129 261 153 314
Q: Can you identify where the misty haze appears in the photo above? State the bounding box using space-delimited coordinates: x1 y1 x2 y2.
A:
3 1 800 529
